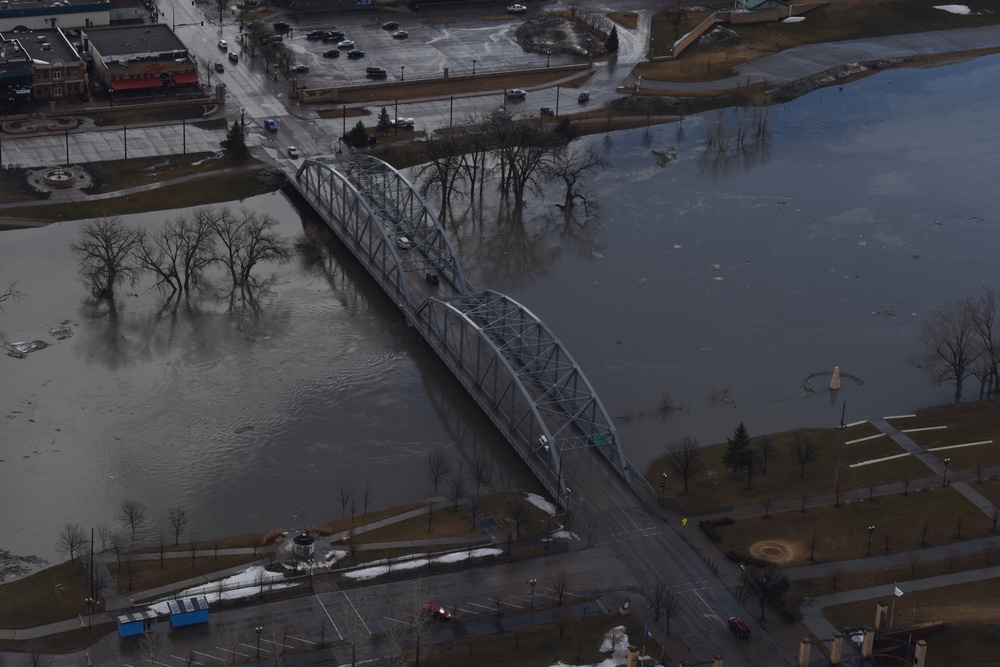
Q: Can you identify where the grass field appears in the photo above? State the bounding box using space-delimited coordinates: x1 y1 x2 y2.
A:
886 399 1000 472
714 488 994 567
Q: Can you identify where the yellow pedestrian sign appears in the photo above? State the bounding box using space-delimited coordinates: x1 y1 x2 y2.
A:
682 517 688 526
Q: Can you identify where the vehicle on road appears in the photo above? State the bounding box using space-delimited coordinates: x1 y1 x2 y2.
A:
366 66 388 79
264 119 277 132
540 106 554 116
381 21 398 30
306 30 325 40
228 51 239 62
338 39 355 49
506 88 527 99
347 50 366 59
217 39 228 49
507 4 527 12
391 117 415 128
422 604 451 620
214 62 225 73
287 146 299 158
323 49 340 58
392 29 409 39
322 30 345 42
728 617 751 639
578 91 590 103
396 236 412 250
425 272 439 285
273 21 290 32
291 64 309 73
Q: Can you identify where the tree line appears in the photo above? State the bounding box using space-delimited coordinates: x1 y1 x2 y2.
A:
70 207 290 303
917 287 1000 403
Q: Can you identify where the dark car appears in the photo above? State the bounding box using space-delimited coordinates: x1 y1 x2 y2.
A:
306 30 325 40
728 617 751 639
273 21 290 31
381 21 398 30
425 272 439 285
347 50 366 59
322 30 345 42
291 64 309 73
323 49 340 58
578 91 590 103
540 106 554 116
214 62 225 73
366 67 387 79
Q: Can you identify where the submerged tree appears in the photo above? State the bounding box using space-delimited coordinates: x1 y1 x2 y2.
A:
916 296 980 403
545 144 609 214
71 217 143 299
209 207 291 287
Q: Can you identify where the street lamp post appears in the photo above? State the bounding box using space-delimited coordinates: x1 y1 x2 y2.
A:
527 578 537 608
566 487 572 517
546 50 551 67
240 107 246 136
256 626 262 657
867 525 876 557
738 562 745 597
85 597 94 628
308 559 314 590
943 458 951 486
401 64 405 81
659 473 667 500
472 57 477 75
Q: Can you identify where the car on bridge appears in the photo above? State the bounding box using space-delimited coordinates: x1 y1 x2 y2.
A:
396 236 413 250
287 146 299 158
507 4 527 12
425 272 439 285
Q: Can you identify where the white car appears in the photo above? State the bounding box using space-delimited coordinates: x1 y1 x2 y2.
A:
391 117 415 128
507 4 527 12
506 88 527 99
217 39 228 49
338 39 355 49
396 236 413 250
287 146 299 158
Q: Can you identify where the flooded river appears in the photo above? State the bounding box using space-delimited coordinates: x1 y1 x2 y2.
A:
2 54 999 565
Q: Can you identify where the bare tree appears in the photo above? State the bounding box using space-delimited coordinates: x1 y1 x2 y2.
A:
108 530 128 567
883 529 892 553
215 622 243 667
118 498 147 543
868 482 879 502
448 473 466 511
744 564 788 621
210 207 291 287
955 514 965 540
467 494 481 532
415 135 466 223
468 450 492 496
791 432 818 478
122 553 141 592
484 110 563 207
135 628 169 666
71 217 143 299
168 507 189 546
800 489 808 513
661 587 681 635
157 532 166 569
992 505 1000 533
555 606 571 638
553 569 571 605
341 591 371 666
504 496 530 539
744 446 762 490
57 523 87 562
902 476 912 496
0 282 23 312
969 287 1000 397
906 551 920 577
828 566 841 590
337 482 354 518
544 144 609 213
920 515 931 546
188 537 200 568
361 481 374 515
425 447 451 494
917 296 981 403
755 435 775 473
666 436 704 492
808 525 821 561
762 495 772 519
136 213 216 296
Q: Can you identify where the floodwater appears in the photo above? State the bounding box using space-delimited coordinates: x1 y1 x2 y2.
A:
2 54 999 565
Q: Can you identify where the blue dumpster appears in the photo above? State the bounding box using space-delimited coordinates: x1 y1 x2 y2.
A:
117 609 159 638
168 595 210 628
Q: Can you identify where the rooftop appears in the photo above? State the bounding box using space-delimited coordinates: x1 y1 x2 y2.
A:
83 23 183 56
13 27 79 63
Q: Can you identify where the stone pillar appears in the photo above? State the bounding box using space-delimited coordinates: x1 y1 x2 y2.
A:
913 639 927 665
215 83 226 105
830 632 843 664
712 656 723 667
626 646 637 667
861 627 875 658
830 366 841 389
443 67 449 79
875 600 888 632
798 638 810 667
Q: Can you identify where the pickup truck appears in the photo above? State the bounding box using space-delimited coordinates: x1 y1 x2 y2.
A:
391 117 415 128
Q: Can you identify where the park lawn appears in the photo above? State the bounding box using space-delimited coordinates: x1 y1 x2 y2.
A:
886 398 1000 472
354 506 478 544
971 478 1000 509
309 502 427 537
108 553 259 597
787 549 1000 620
0 560 91 628
714 488 993 567
647 421 928 511
823 577 1000 667
608 11 639 30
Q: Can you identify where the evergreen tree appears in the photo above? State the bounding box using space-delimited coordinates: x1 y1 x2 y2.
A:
377 107 392 134
347 120 368 147
723 421 752 473
222 121 250 163
605 26 619 54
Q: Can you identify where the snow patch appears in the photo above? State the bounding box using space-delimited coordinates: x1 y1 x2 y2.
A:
343 547 503 581
934 4 971 13
550 626 632 667
526 492 556 516
148 565 295 614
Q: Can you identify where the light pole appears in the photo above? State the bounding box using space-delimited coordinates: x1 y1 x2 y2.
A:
867 525 875 557
659 473 667 500
546 49 551 67
738 562 746 598
943 458 951 486
400 64 405 81
255 626 262 657
472 57 477 75
85 597 94 628
527 578 537 608
566 488 572 517
308 559 314 590
240 107 245 136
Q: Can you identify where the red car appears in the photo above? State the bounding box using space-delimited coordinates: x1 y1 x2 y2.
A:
422 604 452 621
728 616 751 639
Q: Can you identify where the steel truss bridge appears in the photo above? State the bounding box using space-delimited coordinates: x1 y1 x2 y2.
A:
293 155 631 500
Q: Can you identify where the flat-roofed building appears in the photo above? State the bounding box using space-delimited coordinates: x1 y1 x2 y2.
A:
0 0 111 33
83 23 197 97
11 27 88 101
0 32 33 110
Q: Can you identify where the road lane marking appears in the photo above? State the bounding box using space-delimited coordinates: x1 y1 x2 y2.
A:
343 590 372 635
316 594 343 640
